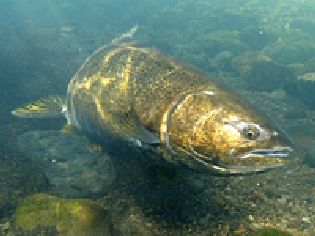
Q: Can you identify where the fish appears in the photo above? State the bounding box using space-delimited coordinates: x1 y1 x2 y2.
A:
12 26 292 175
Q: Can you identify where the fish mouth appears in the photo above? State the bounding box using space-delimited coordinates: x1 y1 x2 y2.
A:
184 141 293 175
209 146 293 175
238 146 293 159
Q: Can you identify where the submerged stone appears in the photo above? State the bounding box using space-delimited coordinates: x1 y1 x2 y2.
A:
17 131 116 198
304 141 315 168
296 74 315 107
15 193 111 235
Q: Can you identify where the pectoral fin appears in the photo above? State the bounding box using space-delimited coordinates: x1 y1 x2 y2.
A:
117 112 160 146
127 126 161 146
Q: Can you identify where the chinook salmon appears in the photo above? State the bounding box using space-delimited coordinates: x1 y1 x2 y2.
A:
12 27 292 175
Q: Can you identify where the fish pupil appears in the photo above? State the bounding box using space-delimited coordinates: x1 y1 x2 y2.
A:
243 126 260 140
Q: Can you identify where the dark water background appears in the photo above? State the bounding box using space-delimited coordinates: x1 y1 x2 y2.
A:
1 0 315 235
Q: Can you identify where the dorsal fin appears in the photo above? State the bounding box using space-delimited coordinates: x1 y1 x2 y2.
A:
110 25 139 44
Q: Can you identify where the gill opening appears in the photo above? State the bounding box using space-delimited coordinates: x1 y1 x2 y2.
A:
159 90 229 171
188 112 215 161
160 90 215 152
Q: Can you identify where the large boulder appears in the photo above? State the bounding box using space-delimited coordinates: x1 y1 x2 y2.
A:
15 193 111 235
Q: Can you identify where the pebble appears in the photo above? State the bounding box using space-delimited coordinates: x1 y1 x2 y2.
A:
278 197 287 204
302 217 311 223
1 221 10 231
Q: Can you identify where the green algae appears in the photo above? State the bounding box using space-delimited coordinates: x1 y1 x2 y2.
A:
15 193 111 235
250 228 292 236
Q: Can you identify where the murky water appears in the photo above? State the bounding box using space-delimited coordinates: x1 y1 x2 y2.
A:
1 0 315 235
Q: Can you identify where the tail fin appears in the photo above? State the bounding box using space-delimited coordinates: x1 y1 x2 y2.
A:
11 96 66 118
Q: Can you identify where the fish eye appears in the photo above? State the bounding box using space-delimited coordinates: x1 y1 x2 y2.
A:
242 125 260 140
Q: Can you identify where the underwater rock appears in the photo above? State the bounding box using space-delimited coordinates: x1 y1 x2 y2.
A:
304 141 315 168
230 52 272 76
196 30 247 58
0 125 48 218
17 131 116 198
298 72 315 81
245 59 296 92
15 193 111 235
59 25 74 33
287 63 305 75
209 50 234 72
180 53 209 71
291 17 315 34
0 161 48 219
296 72 315 107
302 58 315 73
262 30 315 65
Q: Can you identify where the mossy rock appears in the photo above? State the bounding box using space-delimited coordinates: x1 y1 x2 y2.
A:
196 30 247 57
250 228 292 236
303 140 315 168
246 59 296 92
15 193 111 235
296 79 315 107
263 30 315 65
